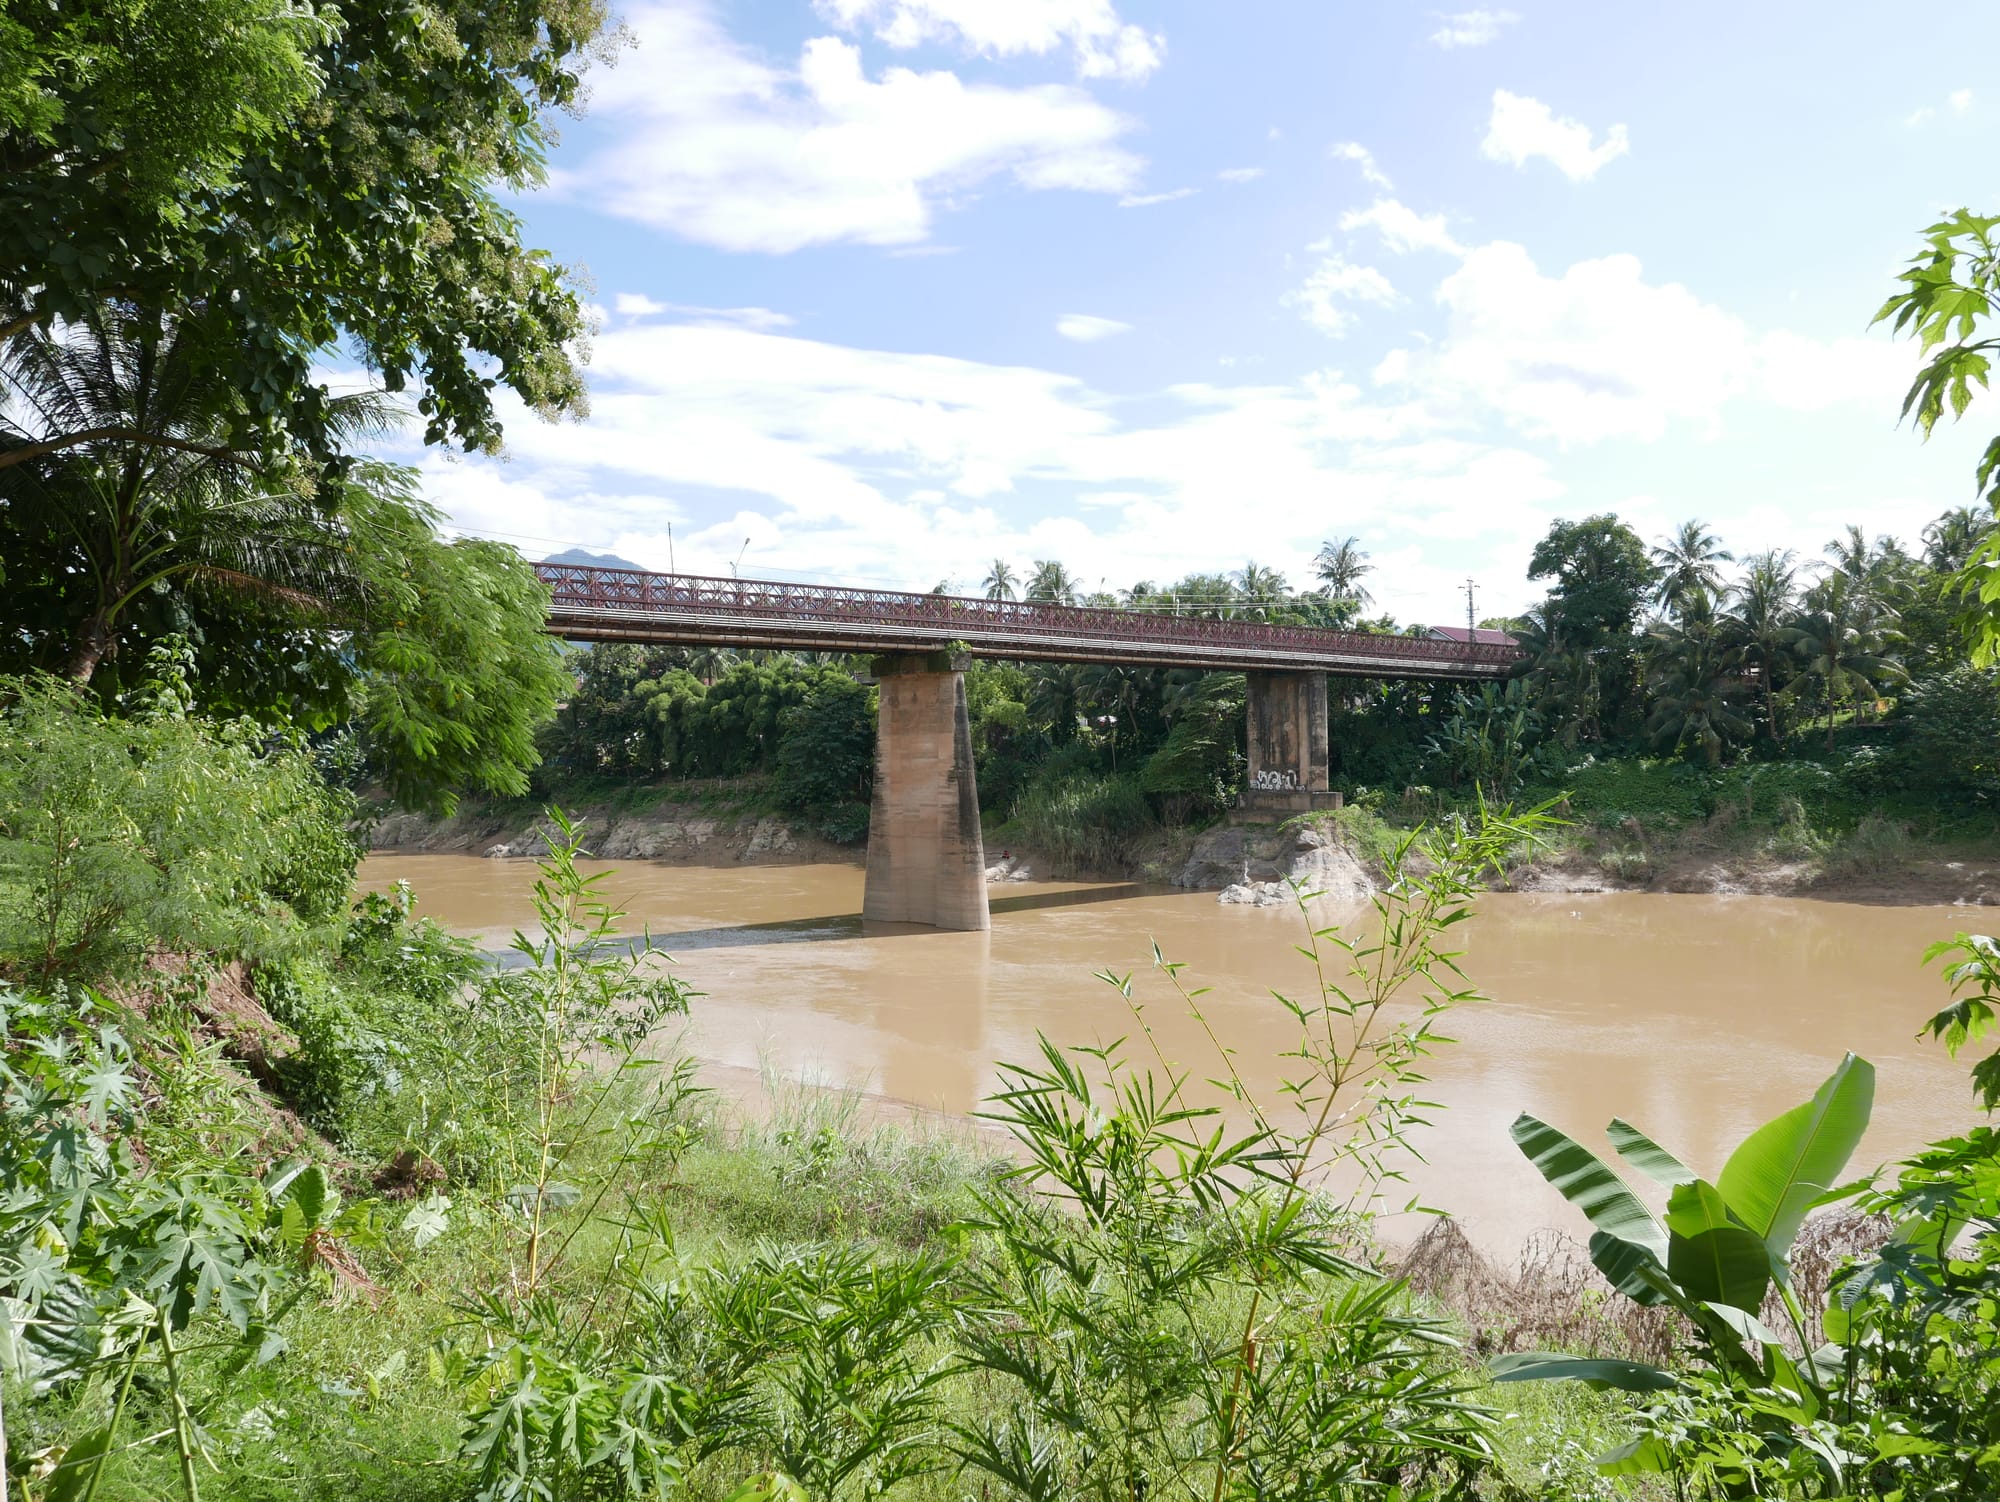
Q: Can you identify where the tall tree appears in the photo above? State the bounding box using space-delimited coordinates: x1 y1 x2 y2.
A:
1528 515 1658 643
1524 515 1657 742
1923 506 1994 573
1313 536 1374 606
1024 560 1078 605
0 306 386 681
1234 562 1289 620
1644 587 1752 766
1650 520 1733 614
2 0 606 461
982 560 1019 601
1788 571 1904 748
1727 549 1802 747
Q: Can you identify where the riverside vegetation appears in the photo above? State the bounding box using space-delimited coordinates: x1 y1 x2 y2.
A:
4 667 1999 1501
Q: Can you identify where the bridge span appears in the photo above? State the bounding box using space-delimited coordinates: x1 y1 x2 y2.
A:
534 562 1525 931
536 562 1522 678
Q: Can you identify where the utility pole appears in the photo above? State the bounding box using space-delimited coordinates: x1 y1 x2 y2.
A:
1464 577 1477 645
668 522 675 574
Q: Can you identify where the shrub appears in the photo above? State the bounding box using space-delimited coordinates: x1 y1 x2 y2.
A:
0 671 357 981
1010 766 1155 874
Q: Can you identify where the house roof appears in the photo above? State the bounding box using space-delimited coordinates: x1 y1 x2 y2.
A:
1426 625 1520 647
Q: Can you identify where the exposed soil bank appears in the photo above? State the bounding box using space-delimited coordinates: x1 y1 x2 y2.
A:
367 796 2000 907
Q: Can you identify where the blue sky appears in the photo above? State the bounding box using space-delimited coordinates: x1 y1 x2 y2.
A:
392 0 2000 625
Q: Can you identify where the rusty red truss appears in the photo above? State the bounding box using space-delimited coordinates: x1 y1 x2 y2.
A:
534 563 1525 678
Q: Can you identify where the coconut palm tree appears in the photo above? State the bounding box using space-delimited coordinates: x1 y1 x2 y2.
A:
981 559 1019 601
1650 520 1733 615
1024 559 1078 605
1922 506 1994 573
1788 570 1905 748
1645 586 1752 765
1313 536 1374 606
0 304 392 682
1727 548 1802 747
1234 561 1289 621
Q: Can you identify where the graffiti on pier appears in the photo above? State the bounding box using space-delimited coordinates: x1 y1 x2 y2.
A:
1250 768 1300 792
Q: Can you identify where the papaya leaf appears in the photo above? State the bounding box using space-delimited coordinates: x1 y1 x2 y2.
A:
1717 1053 1874 1257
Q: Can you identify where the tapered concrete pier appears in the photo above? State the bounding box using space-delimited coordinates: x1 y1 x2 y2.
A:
862 653 990 931
1242 670 1343 814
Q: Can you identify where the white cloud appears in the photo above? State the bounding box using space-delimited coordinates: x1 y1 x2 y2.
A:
1118 186 1197 206
614 294 795 329
1375 241 1908 443
1056 313 1133 341
1217 165 1265 183
817 0 1165 81
1479 90 1629 181
1328 141 1393 189
1286 254 1400 337
561 1 1143 253
1430 9 1518 48
396 314 1566 620
1907 88 1974 126
1340 197 1465 256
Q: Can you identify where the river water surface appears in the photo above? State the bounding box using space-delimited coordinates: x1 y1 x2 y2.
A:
358 853 1983 1251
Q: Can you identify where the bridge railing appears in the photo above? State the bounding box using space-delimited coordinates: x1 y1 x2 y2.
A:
537 563 1525 670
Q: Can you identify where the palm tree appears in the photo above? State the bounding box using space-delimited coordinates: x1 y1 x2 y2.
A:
1727 549 1801 747
1922 506 1994 573
981 559 1019 601
1645 586 1752 765
1234 561 1289 621
1024 559 1077 605
1313 536 1374 605
1650 520 1733 615
1788 571 1904 748
0 305 390 682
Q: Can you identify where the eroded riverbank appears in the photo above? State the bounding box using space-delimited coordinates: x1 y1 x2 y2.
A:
358 850 1984 1253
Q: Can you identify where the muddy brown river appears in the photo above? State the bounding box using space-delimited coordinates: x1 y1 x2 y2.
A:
358 854 1985 1252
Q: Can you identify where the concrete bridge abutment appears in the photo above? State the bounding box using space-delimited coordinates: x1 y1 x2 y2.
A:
1242 670 1344 816
862 653 990 931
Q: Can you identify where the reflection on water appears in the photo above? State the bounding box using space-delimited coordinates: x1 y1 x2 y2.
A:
359 852 1982 1251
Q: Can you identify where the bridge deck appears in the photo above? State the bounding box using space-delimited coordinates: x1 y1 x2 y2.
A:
536 563 1523 678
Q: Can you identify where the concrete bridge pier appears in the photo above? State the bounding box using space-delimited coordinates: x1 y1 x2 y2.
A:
862 653 990 931
1242 670 1344 815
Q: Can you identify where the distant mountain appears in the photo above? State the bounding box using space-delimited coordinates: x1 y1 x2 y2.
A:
541 547 647 572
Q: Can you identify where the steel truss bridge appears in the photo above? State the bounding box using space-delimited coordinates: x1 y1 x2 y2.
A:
535 562 1523 679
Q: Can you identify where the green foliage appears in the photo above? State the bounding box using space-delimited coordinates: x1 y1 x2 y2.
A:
773 676 875 844
1426 679 1547 798
1500 993 2000 1500
1009 765 1155 875
346 471 570 814
0 672 357 981
1924 933 2000 1110
1889 666 2000 802
1 0 603 460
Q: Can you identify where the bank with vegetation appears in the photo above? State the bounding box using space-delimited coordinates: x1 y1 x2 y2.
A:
4 674 1999 1502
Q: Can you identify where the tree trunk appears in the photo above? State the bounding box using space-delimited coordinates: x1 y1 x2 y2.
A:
67 613 114 683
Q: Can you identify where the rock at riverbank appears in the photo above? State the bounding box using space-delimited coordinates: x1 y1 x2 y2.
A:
1178 816 1376 905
